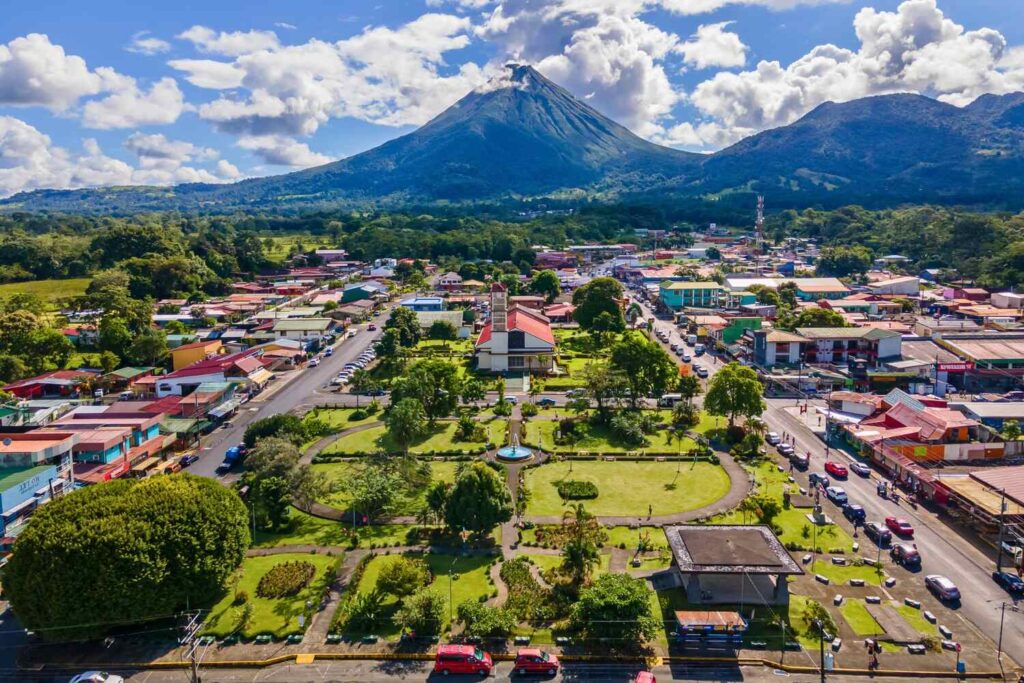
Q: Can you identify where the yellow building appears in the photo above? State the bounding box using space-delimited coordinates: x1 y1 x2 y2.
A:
169 340 223 371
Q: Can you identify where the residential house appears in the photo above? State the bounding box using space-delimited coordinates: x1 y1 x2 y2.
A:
3 370 100 399
543 303 576 323
154 349 272 397
475 284 556 373
437 272 464 290
61 324 98 347
169 340 223 371
315 249 348 263
342 282 386 303
271 318 334 342
103 366 156 393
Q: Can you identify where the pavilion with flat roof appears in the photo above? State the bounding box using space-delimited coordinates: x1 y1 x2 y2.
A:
663 525 803 606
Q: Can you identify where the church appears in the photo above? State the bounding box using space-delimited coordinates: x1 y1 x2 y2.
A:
475 283 556 374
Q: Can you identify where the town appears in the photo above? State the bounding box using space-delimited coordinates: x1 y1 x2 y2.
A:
0 215 1022 683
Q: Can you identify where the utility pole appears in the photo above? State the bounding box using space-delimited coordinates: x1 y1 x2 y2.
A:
996 488 1007 572
178 610 204 683
815 618 827 683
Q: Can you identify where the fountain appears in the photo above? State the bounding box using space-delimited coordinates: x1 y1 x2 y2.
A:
496 432 533 462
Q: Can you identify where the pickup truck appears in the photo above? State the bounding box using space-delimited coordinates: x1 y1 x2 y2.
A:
216 445 244 475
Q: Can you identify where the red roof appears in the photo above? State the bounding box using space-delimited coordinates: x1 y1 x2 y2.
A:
475 305 555 347
165 348 263 379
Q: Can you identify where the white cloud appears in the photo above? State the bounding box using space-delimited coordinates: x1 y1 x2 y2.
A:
678 22 748 70
82 77 186 129
0 33 121 110
274 22 297 31
685 0 1024 148
120 132 237 185
167 58 246 89
123 132 215 162
126 31 171 56
216 159 242 179
236 135 331 167
177 25 280 56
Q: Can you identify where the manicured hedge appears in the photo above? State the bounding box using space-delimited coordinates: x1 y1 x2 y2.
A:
256 560 317 598
556 480 599 500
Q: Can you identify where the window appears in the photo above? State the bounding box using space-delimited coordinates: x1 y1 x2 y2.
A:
509 330 525 349
509 356 525 369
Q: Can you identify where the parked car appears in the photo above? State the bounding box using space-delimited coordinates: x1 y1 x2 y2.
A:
309 358 320 367
992 571 1024 594
890 543 921 567
347 329 358 338
777 443 794 456
825 486 848 505
808 472 831 490
790 451 809 469
766 431 781 445
179 454 199 467
537 397 557 407
368 324 377 330
565 388 587 398
513 648 560 676
824 461 848 478
885 516 915 537
925 574 961 602
842 503 866 524
434 644 493 676
324 347 334 356
503 396 518 405
849 461 871 477
694 366 709 378
70 673 124 683
681 353 692 363
864 522 892 546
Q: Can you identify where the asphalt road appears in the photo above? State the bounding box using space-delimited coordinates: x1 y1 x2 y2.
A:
187 320 385 480
762 398 1024 665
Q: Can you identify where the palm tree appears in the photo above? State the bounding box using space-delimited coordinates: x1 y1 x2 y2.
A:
529 378 544 404
561 503 601 586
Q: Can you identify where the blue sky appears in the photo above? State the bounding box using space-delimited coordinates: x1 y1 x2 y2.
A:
1 0 1023 197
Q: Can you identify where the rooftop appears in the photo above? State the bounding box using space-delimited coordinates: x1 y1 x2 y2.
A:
664 524 803 575
661 281 723 290
795 327 901 341
942 336 1024 362
0 465 55 491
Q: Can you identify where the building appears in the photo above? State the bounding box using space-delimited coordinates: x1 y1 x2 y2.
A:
535 251 577 269
662 525 802 605
659 281 724 310
155 349 272 398
992 292 1024 310
437 272 464 290
868 276 920 297
314 249 348 263
415 310 470 338
724 277 850 301
542 303 576 323
169 340 223 371
475 284 556 373
3 370 100 399
950 401 1024 431
342 281 387 303
271 318 334 341
750 327 902 367
0 431 77 547
400 296 445 312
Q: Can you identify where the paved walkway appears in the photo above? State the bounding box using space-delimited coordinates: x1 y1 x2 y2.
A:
303 549 368 645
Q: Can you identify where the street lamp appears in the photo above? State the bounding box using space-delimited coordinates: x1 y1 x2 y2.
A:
813 618 827 683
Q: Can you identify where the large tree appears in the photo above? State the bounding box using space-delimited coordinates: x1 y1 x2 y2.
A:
780 307 848 330
390 359 462 423
384 306 422 347
570 574 659 643
704 362 766 428
572 277 625 332
816 245 873 277
428 320 458 348
529 269 561 303
385 397 428 454
5 475 248 641
443 461 513 536
609 332 678 408
581 361 629 422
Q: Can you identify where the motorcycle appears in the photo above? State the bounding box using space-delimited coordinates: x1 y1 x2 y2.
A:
876 482 887 498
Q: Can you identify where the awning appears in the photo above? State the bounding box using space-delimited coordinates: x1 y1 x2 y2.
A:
161 417 199 435
208 398 242 419
247 368 274 386
131 456 161 472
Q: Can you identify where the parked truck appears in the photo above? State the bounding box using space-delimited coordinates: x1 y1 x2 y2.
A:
215 444 245 475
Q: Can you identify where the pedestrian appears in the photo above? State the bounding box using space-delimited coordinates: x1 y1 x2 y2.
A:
648 504 653 519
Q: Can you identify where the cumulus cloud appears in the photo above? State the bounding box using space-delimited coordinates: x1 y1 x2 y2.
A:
178 12 488 142
678 22 748 70
0 33 123 110
177 25 280 56
126 31 171 56
685 0 1024 148
82 77 186 129
236 135 331 167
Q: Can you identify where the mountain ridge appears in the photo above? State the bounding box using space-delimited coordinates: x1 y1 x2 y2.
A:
4 65 1024 213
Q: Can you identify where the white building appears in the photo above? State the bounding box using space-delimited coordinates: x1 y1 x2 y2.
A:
868 276 920 296
475 284 556 373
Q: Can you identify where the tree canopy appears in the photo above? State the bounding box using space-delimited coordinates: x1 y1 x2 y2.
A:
704 362 766 428
609 332 678 408
572 277 625 332
442 461 513 535
5 475 248 641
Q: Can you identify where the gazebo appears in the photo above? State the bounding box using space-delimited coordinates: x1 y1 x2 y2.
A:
663 525 803 606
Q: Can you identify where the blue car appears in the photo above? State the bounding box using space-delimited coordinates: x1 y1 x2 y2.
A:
843 503 866 524
993 571 1024 594
537 398 557 407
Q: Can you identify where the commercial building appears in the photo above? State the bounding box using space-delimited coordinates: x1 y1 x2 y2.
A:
271 317 334 341
0 431 77 547
3 370 100 399
724 277 850 301
399 297 445 312
868 276 921 296
659 281 725 310
750 327 902 367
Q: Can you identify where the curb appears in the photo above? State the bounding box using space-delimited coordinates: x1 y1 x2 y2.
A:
21 651 1008 678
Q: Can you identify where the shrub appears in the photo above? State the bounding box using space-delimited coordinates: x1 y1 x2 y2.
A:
232 590 249 606
350 408 369 421
457 601 517 637
393 589 445 635
256 560 316 599
376 557 430 599
520 403 538 417
556 480 599 500
610 413 646 447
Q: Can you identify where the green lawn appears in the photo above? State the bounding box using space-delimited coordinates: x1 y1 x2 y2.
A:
522 411 718 454
262 235 334 263
896 603 939 635
311 460 463 514
839 599 884 637
810 560 886 586
0 277 91 305
524 460 731 517
252 510 416 549
414 338 474 355
320 422 489 455
203 553 339 639
525 552 611 577
305 408 381 432
350 552 494 637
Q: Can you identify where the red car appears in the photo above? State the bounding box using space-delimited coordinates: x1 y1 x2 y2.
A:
434 644 493 676
513 648 559 676
367 324 377 331
824 461 848 478
885 516 914 537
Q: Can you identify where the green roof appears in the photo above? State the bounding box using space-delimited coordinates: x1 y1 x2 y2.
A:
0 465 54 491
106 366 155 380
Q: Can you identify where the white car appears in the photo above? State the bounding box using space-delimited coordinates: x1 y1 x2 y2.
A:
70 673 125 683
766 431 781 445
309 358 320 367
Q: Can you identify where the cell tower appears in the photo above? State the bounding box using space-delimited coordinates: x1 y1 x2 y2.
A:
755 194 765 274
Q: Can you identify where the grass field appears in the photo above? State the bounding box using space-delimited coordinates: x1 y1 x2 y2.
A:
350 552 494 637
522 411 718 454
251 510 416 549
320 422 489 455
312 460 462 514
810 560 886 586
839 599 884 637
262 235 334 263
305 408 381 432
523 460 731 517
0 278 91 305
896 603 939 635
203 553 339 639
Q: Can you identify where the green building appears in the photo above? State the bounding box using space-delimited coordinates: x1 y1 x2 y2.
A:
659 281 724 310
